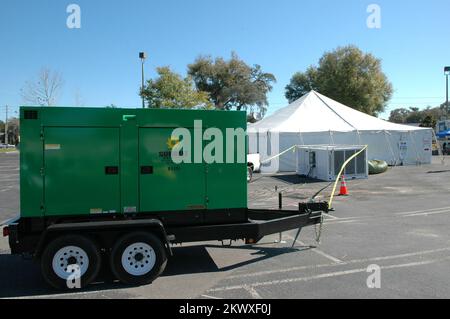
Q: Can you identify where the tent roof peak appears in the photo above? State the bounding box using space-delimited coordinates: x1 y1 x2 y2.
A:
248 91 430 133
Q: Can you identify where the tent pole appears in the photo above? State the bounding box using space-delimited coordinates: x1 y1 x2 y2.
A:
384 130 397 166
431 129 445 165
356 130 363 146
409 131 421 165
299 130 305 146
329 130 335 145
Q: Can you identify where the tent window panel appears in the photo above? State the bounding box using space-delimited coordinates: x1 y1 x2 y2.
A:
356 151 366 174
267 133 272 154
334 151 345 176
345 150 356 175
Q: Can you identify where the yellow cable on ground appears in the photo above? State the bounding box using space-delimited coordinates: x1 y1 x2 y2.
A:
328 145 368 209
257 143 368 210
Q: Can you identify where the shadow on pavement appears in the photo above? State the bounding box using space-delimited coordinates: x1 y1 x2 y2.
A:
0 254 49 298
427 170 450 174
270 174 325 185
163 244 312 275
0 253 127 298
0 243 311 298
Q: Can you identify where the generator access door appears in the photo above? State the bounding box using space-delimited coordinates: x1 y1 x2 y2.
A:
43 127 121 216
139 128 206 212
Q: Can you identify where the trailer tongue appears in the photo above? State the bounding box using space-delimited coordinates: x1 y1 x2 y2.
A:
165 203 327 244
2 106 329 289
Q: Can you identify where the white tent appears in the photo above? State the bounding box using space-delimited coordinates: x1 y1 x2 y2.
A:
248 91 433 172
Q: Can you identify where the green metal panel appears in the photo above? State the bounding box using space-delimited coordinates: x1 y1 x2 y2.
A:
19 106 247 219
19 108 44 218
120 117 139 214
43 127 121 216
139 128 206 212
205 132 247 210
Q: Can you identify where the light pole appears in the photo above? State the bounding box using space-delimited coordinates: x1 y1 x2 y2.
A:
445 66 450 116
139 52 147 108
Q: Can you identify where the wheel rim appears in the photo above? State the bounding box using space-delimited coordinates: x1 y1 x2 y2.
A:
121 242 156 276
52 246 90 280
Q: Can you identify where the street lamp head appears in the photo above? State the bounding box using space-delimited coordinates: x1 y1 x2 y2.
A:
139 52 147 60
445 66 450 75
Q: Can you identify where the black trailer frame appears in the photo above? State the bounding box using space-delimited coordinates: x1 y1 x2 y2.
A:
167 209 324 244
4 201 329 257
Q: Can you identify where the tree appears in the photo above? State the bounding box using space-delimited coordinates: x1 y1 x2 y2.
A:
188 53 276 117
140 67 212 109
285 66 318 101
1 118 19 145
389 108 410 123
20 68 64 106
389 105 445 126
405 107 423 123
420 115 436 128
285 45 393 116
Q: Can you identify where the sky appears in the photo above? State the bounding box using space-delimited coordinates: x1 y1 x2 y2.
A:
0 0 449 120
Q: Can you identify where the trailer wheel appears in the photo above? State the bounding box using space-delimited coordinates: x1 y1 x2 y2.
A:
110 232 167 286
40 235 101 290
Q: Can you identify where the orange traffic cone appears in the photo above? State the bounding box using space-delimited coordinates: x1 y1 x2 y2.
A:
339 175 349 196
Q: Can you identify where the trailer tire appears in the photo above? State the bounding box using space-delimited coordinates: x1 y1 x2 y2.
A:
40 234 101 290
110 231 167 286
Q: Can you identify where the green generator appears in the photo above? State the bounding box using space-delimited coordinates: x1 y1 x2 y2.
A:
20 107 247 223
3 106 327 289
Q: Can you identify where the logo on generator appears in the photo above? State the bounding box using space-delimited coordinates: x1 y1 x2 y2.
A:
170 120 247 164
166 137 180 150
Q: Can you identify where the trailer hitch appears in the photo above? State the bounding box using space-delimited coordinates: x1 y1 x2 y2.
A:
291 201 329 247
298 201 329 214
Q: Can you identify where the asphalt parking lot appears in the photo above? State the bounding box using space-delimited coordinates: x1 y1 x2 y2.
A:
2 152 450 299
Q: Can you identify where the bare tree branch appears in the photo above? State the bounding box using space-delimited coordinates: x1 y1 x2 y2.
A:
20 68 64 106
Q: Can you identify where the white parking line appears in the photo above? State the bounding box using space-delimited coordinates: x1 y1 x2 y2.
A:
401 210 450 217
243 285 262 299
0 188 16 193
322 213 339 220
201 294 223 299
394 206 450 215
208 256 450 292
227 246 450 279
284 234 344 264
325 219 366 225
0 179 19 183
324 207 450 225
4 288 121 300
306 246 344 264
